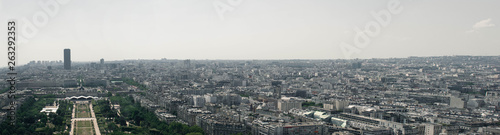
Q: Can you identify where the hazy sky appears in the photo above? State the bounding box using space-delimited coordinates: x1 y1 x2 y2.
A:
1 0 499 66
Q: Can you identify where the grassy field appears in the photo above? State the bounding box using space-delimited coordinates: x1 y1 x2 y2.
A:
76 104 91 118
75 121 94 135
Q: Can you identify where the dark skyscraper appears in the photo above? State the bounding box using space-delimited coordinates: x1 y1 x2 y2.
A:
100 58 104 64
64 49 71 70
184 59 191 69
272 81 282 99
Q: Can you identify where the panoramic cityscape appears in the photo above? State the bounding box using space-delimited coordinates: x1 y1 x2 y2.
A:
1 0 500 135
1 53 500 135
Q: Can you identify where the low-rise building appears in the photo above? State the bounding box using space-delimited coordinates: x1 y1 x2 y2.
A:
196 114 246 135
252 120 327 135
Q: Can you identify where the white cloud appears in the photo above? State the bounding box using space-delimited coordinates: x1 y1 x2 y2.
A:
473 18 495 29
467 18 495 33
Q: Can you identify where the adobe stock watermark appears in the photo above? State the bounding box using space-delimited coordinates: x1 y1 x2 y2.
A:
7 20 18 126
339 0 403 59
19 0 72 44
213 0 244 21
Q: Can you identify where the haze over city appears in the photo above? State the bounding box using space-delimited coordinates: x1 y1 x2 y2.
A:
0 0 499 66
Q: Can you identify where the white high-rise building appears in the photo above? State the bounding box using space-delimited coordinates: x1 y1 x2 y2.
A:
425 123 443 135
204 94 217 103
323 100 349 111
278 98 302 112
193 95 206 107
450 96 464 108
335 100 349 111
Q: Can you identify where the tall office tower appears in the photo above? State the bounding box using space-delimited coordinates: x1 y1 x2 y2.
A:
184 59 191 69
64 49 71 70
272 81 282 99
100 58 104 64
182 59 191 79
352 62 362 69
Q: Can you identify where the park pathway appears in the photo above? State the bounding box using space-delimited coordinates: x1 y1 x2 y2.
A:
89 102 101 135
69 101 101 135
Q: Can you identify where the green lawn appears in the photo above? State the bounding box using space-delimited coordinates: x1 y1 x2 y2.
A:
77 121 92 127
75 121 94 135
76 104 91 118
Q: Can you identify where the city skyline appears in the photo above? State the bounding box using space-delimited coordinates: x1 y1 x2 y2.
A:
2 1 500 134
2 55 499 134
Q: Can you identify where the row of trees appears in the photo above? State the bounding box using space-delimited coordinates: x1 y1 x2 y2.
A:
0 87 9 94
302 101 323 108
48 100 73 133
107 95 204 135
1 94 203 134
92 99 120 134
122 78 148 90
0 97 73 135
